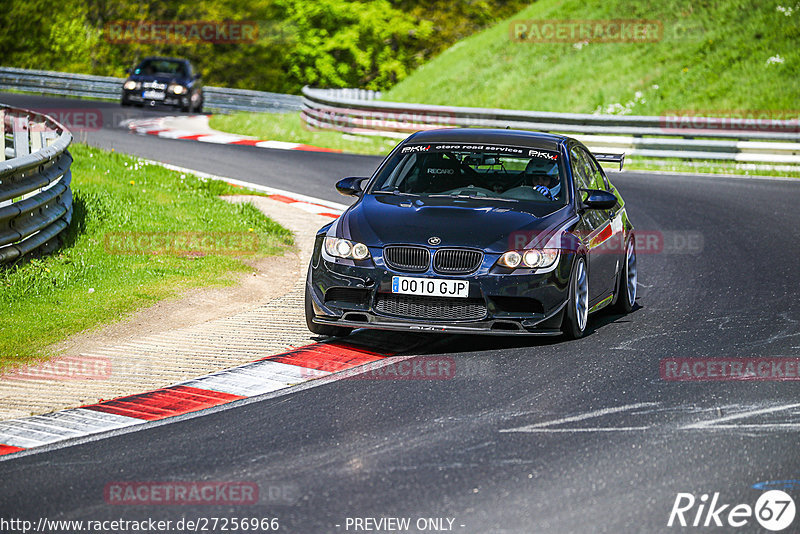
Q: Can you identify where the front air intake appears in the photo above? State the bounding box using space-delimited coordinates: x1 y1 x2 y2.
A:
384 245 430 272
433 248 483 274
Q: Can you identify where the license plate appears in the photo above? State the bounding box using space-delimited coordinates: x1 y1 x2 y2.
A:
391 276 469 298
142 90 165 100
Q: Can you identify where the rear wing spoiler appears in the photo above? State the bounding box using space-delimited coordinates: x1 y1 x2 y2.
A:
593 152 625 171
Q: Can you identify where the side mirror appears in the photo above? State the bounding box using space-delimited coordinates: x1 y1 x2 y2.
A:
125 67 132 74
580 189 617 210
335 176 367 197
194 72 202 80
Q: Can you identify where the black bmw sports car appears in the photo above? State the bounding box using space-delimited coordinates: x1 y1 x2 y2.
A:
305 128 636 339
120 56 204 112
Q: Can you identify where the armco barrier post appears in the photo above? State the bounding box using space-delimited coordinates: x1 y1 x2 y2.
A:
12 115 29 157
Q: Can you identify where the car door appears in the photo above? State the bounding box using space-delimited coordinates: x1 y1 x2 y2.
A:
586 150 626 286
569 145 617 304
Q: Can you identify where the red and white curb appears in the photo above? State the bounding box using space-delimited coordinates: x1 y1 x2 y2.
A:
0 337 420 458
0 160 364 459
145 160 349 219
124 115 340 153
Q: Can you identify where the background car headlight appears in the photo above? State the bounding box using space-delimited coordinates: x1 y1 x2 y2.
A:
498 248 559 269
169 84 187 95
123 80 138 90
324 237 371 260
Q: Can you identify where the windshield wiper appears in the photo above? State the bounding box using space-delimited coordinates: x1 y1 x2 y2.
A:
375 190 416 196
429 193 515 202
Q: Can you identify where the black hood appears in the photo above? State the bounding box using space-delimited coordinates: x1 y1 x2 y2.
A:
336 194 574 253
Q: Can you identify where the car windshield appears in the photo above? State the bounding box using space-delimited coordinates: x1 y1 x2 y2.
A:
369 144 566 205
134 59 188 77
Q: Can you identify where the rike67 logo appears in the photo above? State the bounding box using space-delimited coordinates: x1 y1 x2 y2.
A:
668 491 795 530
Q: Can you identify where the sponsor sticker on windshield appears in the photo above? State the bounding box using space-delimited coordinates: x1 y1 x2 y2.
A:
400 144 431 153
399 143 558 157
528 149 559 160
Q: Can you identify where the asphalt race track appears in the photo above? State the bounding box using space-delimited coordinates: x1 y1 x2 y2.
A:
2 92 800 533
0 93 377 204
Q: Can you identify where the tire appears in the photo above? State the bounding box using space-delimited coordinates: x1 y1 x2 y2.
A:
561 256 588 339
120 97 131 107
612 237 637 313
305 284 353 337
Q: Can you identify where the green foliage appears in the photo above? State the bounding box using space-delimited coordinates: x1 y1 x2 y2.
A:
274 0 431 90
0 0 526 92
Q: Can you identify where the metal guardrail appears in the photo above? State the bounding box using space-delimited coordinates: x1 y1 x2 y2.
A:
301 87 800 165
0 105 73 264
0 67 302 113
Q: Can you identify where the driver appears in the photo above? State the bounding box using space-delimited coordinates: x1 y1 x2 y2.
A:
524 160 561 200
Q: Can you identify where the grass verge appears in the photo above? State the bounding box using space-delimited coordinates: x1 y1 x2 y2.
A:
623 158 800 179
209 111 401 155
0 143 293 369
384 0 799 114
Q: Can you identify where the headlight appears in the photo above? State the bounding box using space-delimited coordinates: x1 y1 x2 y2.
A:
498 248 559 269
498 251 521 268
324 237 370 260
123 80 138 90
169 84 187 95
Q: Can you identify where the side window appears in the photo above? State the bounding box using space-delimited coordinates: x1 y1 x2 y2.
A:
569 146 593 192
580 148 609 190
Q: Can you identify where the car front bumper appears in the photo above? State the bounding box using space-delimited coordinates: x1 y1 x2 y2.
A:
307 236 575 336
121 90 189 108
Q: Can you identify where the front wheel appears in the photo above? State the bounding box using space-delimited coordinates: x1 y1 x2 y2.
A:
561 256 588 339
305 284 353 337
612 237 637 313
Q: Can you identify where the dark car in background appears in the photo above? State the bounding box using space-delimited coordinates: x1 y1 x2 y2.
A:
121 56 204 112
305 128 635 339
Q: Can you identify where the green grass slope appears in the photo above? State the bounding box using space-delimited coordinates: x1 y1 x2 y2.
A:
0 144 292 367
385 0 799 114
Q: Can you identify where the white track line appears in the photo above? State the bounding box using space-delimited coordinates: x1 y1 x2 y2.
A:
499 402 659 433
681 402 800 429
